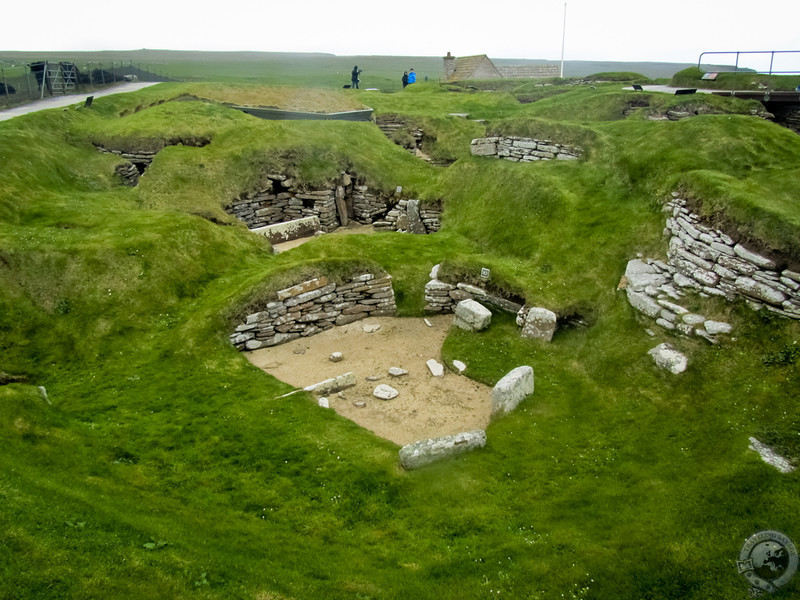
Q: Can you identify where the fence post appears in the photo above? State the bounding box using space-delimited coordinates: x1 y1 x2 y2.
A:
2 69 9 104
768 51 775 76
26 64 33 100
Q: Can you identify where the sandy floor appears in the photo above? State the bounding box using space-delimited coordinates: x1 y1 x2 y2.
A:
247 315 492 446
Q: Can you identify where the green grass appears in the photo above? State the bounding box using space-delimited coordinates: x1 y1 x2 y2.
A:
671 67 800 91
1 75 800 600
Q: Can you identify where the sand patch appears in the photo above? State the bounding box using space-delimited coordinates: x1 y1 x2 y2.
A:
247 315 492 446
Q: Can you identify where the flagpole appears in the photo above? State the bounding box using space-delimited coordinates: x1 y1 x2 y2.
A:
560 2 567 78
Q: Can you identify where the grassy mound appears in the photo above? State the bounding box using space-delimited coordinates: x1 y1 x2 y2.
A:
1 79 800 599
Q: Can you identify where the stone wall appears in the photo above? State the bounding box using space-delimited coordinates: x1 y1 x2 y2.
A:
498 65 560 79
623 194 800 340
230 273 397 351
226 174 443 236
424 275 523 315
664 196 800 318
374 199 442 233
471 136 582 162
227 176 340 233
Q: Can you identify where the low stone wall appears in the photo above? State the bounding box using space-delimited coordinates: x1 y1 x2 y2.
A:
230 273 397 351
374 199 442 233
623 194 800 340
227 175 340 233
424 268 523 315
471 136 582 162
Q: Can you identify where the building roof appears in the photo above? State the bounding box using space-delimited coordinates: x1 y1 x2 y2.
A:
448 54 501 81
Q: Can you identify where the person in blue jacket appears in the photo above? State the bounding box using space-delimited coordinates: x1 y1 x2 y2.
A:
407 68 416 84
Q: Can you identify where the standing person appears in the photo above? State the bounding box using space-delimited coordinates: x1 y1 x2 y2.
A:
407 68 416 84
351 66 362 89
402 71 409 88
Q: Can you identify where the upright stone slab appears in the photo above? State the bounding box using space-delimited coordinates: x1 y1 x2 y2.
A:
399 430 487 469
406 199 426 234
453 299 492 331
520 307 557 341
491 366 534 417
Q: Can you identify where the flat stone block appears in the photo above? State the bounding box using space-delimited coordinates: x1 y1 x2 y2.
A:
453 299 492 332
399 430 487 470
491 366 534 417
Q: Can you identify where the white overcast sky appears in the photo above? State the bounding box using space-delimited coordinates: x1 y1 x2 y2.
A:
3 0 799 67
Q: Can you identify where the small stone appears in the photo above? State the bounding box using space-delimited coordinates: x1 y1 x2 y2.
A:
362 323 381 333
704 320 733 335
329 352 344 362
373 384 399 400
427 359 444 377
293 346 306 355
388 367 408 377
318 397 330 408
452 360 467 373
353 400 367 408
424 318 432 327
365 375 382 381
648 343 687 374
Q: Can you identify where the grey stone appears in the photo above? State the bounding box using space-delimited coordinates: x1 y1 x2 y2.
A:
627 290 662 318
656 318 676 330
305 372 357 395
735 276 787 305
704 320 732 335
734 244 776 270
491 366 534 417
388 367 408 377
399 430 487 470
453 299 492 332
682 313 706 325
427 359 444 377
647 343 687 374
362 323 382 333
329 352 344 362
749 437 795 473
519 307 558 341
373 384 399 400
625 259 666 291
452 360 467 373
318 397 330 408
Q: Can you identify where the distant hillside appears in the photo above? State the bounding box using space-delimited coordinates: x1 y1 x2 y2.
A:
0 49 731 82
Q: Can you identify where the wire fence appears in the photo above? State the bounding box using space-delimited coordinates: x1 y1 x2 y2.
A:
0 60 176 108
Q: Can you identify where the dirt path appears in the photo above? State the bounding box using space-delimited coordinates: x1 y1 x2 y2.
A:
247 315 492 446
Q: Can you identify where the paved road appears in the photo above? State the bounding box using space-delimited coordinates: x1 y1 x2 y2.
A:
0 82 161 122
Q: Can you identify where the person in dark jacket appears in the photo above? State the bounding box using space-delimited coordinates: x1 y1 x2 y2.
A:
351 66 362 89
402 72 409 88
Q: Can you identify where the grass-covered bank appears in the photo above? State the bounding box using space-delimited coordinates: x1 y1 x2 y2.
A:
2 78 800 599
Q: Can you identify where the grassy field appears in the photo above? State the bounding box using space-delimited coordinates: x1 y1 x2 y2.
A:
1 72 799 600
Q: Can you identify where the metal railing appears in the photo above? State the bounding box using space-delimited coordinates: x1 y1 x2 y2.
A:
698 50 800 75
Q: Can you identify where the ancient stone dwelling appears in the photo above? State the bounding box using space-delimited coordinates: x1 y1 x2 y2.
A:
443 52 560 82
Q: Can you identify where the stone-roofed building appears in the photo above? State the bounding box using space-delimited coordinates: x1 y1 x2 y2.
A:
443 52 560 82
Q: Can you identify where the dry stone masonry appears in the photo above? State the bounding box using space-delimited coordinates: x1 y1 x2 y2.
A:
471 136 583 162
230 273 397 351
373 199 442 233
623 194 800 342
225 172 443 241
425 264 559 340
